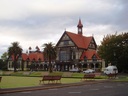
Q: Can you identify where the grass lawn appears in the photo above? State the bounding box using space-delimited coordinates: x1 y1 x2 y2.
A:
1 71 127 89
0 76 81 89
114 76 128 82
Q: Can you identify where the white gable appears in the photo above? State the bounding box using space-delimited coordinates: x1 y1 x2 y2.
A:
57 33 75 47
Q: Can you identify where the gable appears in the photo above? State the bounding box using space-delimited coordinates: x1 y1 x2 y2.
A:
62 34 70 40
80 50 101 60
29 52 44 61
66 31 93 49
56 31 97 50
56 32 75 47
88 37 97 50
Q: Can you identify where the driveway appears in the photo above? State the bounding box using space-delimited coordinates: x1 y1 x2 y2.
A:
1 81 128 96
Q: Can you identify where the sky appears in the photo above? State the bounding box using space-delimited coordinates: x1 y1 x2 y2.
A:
0 0 128 58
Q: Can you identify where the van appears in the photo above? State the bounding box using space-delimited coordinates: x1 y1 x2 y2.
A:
104 65 118 75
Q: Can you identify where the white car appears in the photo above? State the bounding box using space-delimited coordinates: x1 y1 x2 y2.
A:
69 68 79 72
83 69 95 73
104 66 118 75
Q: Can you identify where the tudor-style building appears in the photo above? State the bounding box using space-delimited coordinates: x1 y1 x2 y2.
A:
7 46 48 71
7 19 105 72
55 19 104 72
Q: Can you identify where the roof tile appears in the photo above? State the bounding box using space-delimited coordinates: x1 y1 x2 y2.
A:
80 50 101 60
66 31 92 49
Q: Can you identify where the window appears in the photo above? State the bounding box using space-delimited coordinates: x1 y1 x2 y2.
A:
84 56 87 62
73 51 76 59
59 51 69 61
92 55 97 62
64 41 69 45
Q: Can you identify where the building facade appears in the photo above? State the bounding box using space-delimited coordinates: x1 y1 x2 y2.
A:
7 19 105 71
8 47 48 71
55 19 104 72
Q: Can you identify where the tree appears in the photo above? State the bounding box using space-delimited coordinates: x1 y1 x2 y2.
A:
0 52 8 70
1 52 8 61
98 32 128 72
43 42 56 73
117 33 128 72
8 42 23 72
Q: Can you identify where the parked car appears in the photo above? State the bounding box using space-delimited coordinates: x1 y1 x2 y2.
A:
69 68 81 73
83 69 95 73
104 65 118 75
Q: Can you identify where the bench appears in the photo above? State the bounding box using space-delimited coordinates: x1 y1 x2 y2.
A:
81 74 95 80
107 73 117 79
39 75 62 84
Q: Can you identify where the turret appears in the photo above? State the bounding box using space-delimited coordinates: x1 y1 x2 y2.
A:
77 19 83 35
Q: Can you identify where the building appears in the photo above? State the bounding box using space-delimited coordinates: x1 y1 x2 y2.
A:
7 19 105 71
7 46 48 71
55 19 104 72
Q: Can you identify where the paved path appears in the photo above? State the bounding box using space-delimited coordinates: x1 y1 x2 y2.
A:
1 81 128 96
0 80 108 94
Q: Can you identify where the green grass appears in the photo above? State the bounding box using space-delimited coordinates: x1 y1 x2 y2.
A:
114 76 128 82
0 76 81 89
71 73 84 77
29 72 43 77
49 72 63 76
0 76 39 88
2 71 127 89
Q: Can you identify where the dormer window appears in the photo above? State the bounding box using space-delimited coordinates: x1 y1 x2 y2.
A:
92 55 97 62
84 56 87 62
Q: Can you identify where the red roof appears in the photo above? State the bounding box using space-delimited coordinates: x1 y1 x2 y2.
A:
80 50 101 60
22 53 28 61
11 52 44 62
28 52 44 61
66 31 93 49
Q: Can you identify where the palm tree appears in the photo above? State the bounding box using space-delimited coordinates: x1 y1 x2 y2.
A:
43 42 56 73
8 42 23 72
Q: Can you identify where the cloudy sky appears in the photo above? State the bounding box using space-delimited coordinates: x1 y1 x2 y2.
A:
0 0 128 57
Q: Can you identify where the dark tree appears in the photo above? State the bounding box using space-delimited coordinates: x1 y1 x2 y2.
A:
43 42 56 73
8 42 22 72
98 32 128 72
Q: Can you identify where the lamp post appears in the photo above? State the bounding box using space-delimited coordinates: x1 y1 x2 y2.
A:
92 55 97 71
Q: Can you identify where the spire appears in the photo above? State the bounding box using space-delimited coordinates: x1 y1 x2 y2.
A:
77 19 83 35
36 46 40 51
29 46 32 50
77 19 83 28
28 46 32 53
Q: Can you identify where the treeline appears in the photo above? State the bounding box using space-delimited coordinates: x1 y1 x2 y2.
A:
98 32 128 72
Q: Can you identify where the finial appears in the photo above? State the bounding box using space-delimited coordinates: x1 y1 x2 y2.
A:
36 46 40 51
29 46 32 50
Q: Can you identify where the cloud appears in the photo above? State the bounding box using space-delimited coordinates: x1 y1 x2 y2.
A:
0 0 128 57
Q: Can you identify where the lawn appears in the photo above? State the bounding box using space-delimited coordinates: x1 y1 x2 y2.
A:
1 71 127 89
0 76 81 89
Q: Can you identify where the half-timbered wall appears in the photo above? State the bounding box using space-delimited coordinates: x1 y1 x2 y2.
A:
57 34 75 47
88 39 96 50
